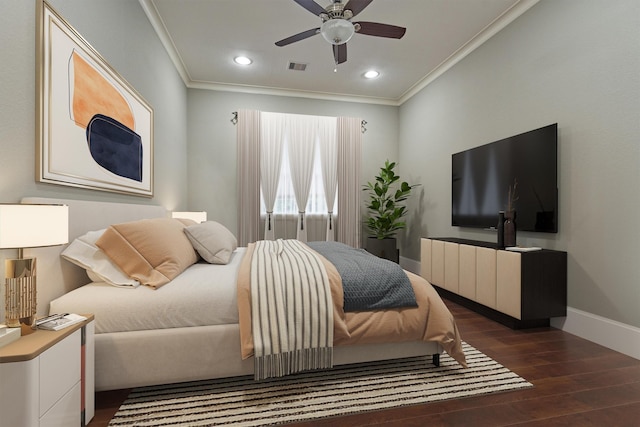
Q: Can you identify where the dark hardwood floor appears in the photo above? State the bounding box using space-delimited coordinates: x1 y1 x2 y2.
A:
88 299 640 426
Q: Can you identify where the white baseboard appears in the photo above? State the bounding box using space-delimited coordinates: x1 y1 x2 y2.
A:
400 256 421 275
551 308 640 360
405 257 640 361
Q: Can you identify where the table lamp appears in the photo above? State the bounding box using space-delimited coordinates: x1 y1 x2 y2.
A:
0 204 68 334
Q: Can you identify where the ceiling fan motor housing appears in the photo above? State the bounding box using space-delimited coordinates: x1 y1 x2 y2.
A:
321 1 353 21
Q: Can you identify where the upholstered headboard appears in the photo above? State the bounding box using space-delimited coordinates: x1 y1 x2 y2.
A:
21 197 167 316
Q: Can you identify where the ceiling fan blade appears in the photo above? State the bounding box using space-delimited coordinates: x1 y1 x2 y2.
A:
355 21 406 39
333 43 347 64
275 28 320 46
293 0 326 16
344 0 373 18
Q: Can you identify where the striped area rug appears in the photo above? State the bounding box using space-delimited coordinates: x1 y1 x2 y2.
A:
109 342 532 426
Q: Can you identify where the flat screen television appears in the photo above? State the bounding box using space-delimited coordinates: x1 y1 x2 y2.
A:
452 123 558 233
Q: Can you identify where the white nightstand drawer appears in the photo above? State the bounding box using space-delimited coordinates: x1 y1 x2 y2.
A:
39 330 81 418
40 381 81 427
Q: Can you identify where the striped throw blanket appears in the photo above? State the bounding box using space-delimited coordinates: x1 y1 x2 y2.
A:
250 239 334 380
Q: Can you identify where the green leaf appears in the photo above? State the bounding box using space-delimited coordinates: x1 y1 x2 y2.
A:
363 160 419 239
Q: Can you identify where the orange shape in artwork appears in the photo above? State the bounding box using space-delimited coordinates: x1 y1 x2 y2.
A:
71 51 134 130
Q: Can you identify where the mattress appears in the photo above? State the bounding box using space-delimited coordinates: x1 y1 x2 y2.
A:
49 248 245 334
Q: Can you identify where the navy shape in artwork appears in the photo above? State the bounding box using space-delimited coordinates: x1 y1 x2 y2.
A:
86 114 143 182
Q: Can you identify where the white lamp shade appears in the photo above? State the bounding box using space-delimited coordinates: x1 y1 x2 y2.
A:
321 19 355 45
172 211 207 223
0 204 69 249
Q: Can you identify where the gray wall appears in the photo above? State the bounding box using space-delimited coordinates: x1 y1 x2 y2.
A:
398 0 640 327
0 0 188 320
186 89 400 239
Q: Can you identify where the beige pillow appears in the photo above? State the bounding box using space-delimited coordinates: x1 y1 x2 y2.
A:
96 218 198 289
184 221 237 264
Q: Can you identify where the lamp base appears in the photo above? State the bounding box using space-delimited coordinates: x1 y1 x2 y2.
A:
4 258 37 336
20 317 36 335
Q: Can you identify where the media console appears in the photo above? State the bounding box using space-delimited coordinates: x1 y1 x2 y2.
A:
421 238 567 329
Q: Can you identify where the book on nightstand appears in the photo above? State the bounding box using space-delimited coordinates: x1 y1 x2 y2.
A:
37 313 87 331
0 325 21 348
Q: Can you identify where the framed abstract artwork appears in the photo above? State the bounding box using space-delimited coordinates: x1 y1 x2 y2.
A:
36 0 154 197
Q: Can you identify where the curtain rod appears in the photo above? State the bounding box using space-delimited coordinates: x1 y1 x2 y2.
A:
231 111 367 133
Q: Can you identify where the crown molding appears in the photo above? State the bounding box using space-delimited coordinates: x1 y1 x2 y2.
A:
138 0 191 84
187 80 400 106
398 0 539 104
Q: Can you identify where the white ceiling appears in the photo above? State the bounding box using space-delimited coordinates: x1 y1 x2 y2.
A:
141 0 538 105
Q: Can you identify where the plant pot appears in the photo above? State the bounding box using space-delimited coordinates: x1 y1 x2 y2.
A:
366 237 399 263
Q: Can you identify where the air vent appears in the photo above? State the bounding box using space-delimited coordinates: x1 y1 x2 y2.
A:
288 62 308 71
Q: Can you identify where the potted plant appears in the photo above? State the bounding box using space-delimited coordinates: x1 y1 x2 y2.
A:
363 160 419 262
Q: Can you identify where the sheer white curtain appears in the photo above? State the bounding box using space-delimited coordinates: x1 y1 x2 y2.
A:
259 112 286 240
318 116 338 241
236 109 261 246
336 117 362 248
240 111 360 244
286 115 318 242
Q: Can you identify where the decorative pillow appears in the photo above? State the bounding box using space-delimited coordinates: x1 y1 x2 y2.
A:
96 218 198 289
61 229 140 288
184 221 238 265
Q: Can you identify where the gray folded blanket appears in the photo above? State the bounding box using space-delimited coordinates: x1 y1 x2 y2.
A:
307 241 417 312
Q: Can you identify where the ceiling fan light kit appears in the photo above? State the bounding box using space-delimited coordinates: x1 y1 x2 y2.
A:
321 19 354 45
276 0 406 65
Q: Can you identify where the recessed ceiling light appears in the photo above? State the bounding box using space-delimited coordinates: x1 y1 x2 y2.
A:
363 70 380 79
234 56 252 65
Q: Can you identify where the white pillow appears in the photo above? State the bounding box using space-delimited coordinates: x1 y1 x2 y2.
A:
184 221 237 264
61 229 140 288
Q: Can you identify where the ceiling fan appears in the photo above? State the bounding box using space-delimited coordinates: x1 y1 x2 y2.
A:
275 0 406 66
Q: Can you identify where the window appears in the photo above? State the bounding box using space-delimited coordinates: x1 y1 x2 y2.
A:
261 140 337 216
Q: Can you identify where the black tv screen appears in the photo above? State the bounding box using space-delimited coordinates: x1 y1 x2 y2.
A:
452 123 558 233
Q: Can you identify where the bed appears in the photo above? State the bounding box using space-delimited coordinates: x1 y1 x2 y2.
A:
22 197 465 391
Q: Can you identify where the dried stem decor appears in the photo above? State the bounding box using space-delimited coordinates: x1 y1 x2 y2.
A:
504 179 518 247
507 179 519 213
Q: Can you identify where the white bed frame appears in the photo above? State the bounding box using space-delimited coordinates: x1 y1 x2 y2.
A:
23 197 441 391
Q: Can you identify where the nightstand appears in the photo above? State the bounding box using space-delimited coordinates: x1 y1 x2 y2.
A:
0 315 94 427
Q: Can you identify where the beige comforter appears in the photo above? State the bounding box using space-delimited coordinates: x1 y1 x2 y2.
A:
237 242 467 368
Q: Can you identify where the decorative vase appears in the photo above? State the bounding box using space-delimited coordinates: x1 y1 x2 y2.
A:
497 211 505 249
504 210 516 247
